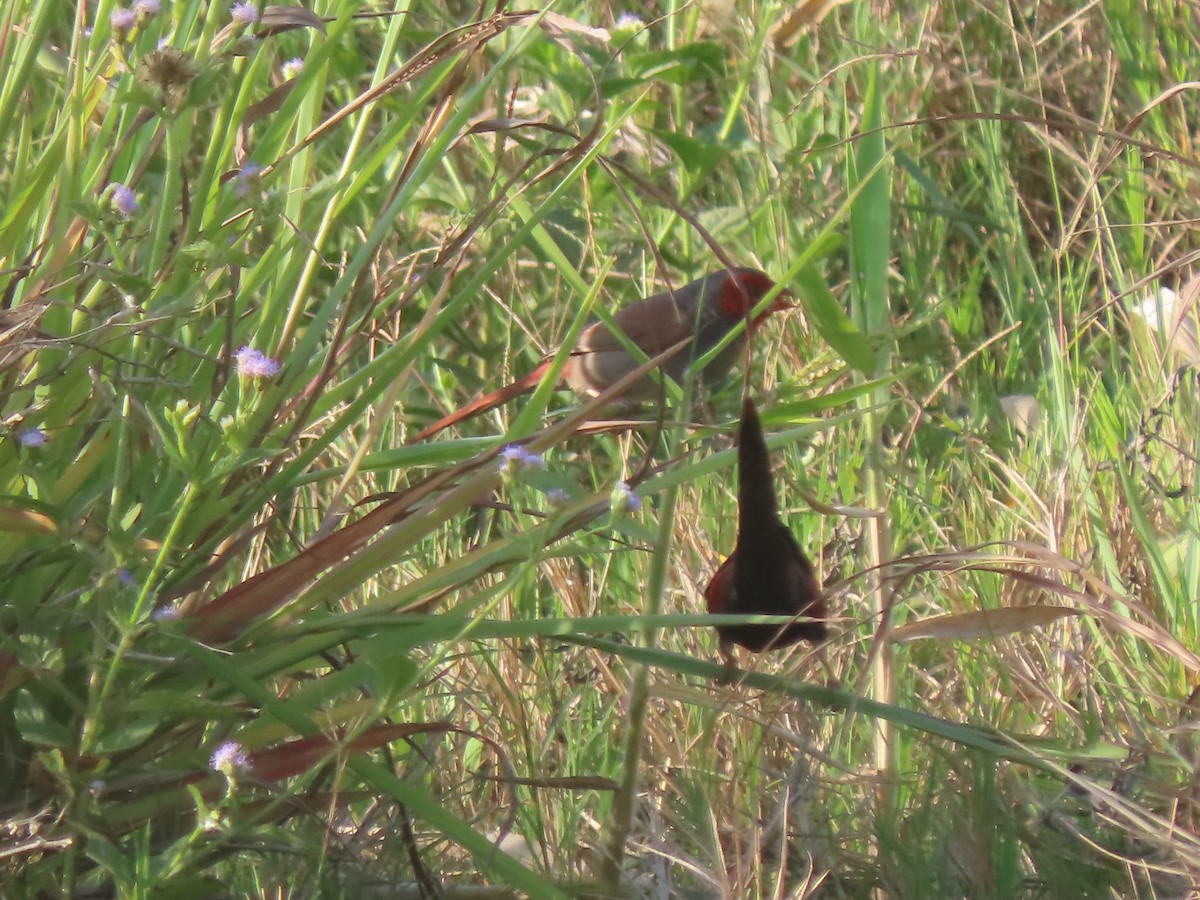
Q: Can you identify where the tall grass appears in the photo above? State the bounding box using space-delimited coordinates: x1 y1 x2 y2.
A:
2 0 1199 897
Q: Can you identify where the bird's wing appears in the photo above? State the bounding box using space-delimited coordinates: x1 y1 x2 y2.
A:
576 290 695 357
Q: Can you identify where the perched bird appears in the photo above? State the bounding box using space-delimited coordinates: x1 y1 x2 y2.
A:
413 268 788 441
704 397 827 663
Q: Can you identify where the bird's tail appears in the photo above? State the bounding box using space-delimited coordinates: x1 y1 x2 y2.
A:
412 361 552 442
736 397 780 535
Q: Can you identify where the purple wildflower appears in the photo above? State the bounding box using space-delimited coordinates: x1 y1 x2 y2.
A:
231 2 259 25
613 481 642 513
235 345 280 379
498 444 545 473
18 427 47 447
281 57 303 80
499 444 526 472
234 162 262 198
210 740 250 773
110 7 137 32
134 0 160 20
111 184 138 218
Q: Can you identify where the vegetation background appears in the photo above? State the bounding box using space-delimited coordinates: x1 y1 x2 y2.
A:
1 0 1199 897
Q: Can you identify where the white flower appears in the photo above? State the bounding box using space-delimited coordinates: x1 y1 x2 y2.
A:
1128 284 1200 366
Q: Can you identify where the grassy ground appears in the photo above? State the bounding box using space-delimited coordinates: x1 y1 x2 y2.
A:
2 0 1199 897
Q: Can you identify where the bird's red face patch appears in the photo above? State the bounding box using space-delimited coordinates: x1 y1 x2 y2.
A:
704 556 736 614
717 270 790 323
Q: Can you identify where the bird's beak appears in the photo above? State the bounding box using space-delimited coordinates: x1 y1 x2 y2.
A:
750 288 794 327
770 288 795 313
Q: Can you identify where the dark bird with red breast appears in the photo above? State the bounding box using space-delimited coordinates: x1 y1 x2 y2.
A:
704 397 828 663
413 268 788 441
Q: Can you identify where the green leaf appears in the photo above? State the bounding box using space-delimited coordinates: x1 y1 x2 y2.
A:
655 129 727 173
14 688 73 747
95 715 162 754
766 372 902 421
794 265 877 374
83 835 136 890
149 877 228 900
359 635 419 702
624 42 725 86
847 63 891 342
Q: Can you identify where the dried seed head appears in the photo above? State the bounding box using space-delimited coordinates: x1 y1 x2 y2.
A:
136 47 196 96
